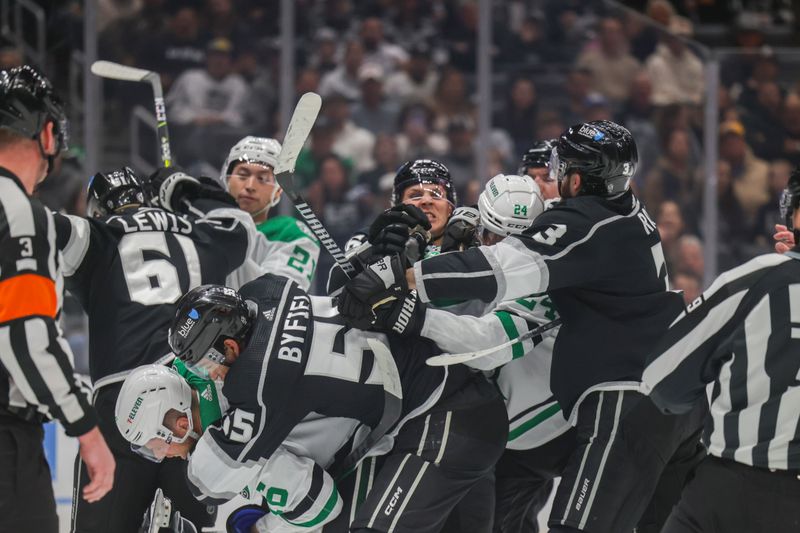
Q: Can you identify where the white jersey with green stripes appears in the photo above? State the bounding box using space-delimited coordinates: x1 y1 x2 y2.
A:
421 294 570 451
228 216 320 291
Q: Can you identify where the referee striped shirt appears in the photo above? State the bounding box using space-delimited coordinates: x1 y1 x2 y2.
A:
641 251 800 471
0 168 96 435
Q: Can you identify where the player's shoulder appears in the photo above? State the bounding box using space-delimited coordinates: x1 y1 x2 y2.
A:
258 216 319 246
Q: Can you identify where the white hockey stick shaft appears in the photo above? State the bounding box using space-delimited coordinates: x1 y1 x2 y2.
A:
91 60 172 167
275 93 357 278
425 318 562 367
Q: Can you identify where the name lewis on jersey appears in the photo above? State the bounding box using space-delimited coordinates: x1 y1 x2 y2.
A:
107 209 192 235
277 294 311 364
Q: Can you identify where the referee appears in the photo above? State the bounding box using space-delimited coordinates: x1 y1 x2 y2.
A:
0 66 114 532
641 168 800 532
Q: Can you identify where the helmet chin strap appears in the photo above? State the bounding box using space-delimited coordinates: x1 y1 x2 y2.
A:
250 187 282 220
36 134 55 178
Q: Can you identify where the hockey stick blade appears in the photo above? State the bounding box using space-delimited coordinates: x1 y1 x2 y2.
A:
91 60 155 83
274 92 321 176
333 338 402 479
274 92 357 278
425 318 562 367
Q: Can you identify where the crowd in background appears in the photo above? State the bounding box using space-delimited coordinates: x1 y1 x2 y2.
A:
9 0 800 329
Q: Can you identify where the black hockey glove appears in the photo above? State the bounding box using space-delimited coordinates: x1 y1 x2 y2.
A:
372 290 427 338
440 206 481 253
368 204 432 256
336 254 409 329
144 167 236 212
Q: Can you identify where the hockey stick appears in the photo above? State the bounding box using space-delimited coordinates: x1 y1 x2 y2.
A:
274 92 357 278
425 318 562 367
333 337 402 479
90 60 172 168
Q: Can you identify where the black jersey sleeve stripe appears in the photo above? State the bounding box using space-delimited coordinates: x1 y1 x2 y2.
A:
415 247 498 303
281 462 324 520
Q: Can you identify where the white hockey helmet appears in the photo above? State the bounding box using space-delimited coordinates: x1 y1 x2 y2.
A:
115 364 196 463
478 174 546 237
220 136 282 183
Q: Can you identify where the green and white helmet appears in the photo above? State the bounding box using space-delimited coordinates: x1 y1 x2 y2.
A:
478 174 545 237
115 364 196 463
220 135 282 182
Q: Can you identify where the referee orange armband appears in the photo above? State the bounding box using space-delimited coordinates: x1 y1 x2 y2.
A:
0 273 58 323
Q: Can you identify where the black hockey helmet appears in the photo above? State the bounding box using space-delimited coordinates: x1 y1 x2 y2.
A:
87 166 145 218
0 65 68 152
550 120 637 197
169 285 256 375
391 159 457 206
518 139 557 175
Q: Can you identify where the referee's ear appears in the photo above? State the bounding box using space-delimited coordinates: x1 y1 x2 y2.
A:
39 120 57 156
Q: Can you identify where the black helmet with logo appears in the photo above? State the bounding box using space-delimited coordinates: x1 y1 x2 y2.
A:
518 139 557 175
391 159 457 206
87 166 145 218
549 120 637 197
169 285 256 373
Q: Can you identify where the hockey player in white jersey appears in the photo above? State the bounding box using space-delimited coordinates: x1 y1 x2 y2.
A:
221 136 320 289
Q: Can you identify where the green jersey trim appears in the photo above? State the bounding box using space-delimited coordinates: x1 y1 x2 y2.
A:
257 216 320 247
495 311 524 359
171 359 222 430
285 483 339 528
508 402 562 441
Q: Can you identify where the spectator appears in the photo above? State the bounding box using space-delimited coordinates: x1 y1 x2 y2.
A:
583 91 613 122
236 45 275 136
204 0 254 51
430 67 475 133
781 92 800 166
557 67 593 126
442 1 478 72
438 115 478 204
717 158 764 269
656 200 686 272
0 45 24 69
575 16 641 104
324 92 376 174
100 0 167 66
385 42 439 105
644 127 702 232
616 70 661 181
308 28 340 75
645 26 704 106
498 15 548 68
351 63 400 134
296 68 321 99
305 154 371 293
719 119 770 218
496 77 538 158
295 117 353 188
358 133 400 195
671 271 702 304
318 39 364 101
741 81 785 161
535 110 566 143
167 37 251 168
384 0 440 51
395 102 448 161
139 6 207 92
674 234 705 280
359 17 408 74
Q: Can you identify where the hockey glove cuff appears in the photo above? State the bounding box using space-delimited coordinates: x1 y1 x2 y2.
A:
336 255 408 329
440 206 481 253
226 504 269 533
372 290 426 337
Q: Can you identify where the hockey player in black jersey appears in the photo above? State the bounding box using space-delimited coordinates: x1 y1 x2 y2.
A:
55 167 263 533
115 273 507 533
338 120 706 533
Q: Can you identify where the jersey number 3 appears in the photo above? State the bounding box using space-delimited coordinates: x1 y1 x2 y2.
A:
118 233 201 305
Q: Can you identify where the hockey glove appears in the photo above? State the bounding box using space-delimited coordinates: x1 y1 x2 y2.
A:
372 290 426 338
369 204 432 256
226 504 269 533
145 168 236 212
440 206 481 253
336 254 408 329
